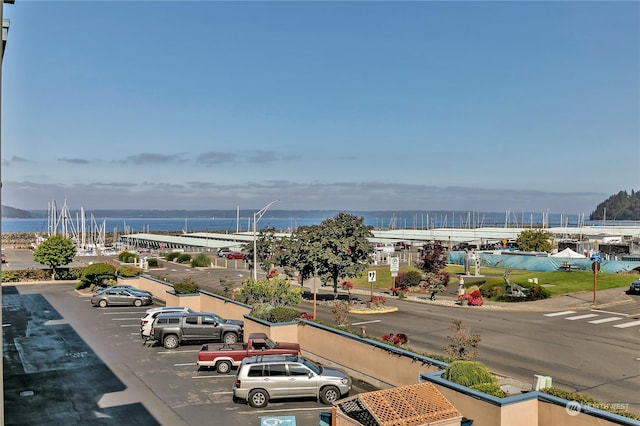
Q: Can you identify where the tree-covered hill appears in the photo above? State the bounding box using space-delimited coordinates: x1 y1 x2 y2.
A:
1 205 32 218
589 190 640 220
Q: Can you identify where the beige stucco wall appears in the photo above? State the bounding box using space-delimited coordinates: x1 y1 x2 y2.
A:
538 399 626 426
298 322 441 389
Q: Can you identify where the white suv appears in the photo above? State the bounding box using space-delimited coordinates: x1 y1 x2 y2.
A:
140 306 194 340
233 355 352 408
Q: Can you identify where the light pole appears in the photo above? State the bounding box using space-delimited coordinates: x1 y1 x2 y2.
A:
253 200 280 281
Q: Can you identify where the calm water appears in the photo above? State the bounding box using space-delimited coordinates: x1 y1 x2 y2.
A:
0 211 595 234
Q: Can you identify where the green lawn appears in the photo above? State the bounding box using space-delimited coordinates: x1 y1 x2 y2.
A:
348 264 636 297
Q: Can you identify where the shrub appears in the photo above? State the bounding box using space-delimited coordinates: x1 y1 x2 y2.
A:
442 360 496 387
470 382 506 398
118 251 139 263
541 387 640 420
526 284 550 301
54 267 84 280
176 253 192 264
2 271 18 282
172 277 200 294
250 303 275 320
269 306 302 323
80 263 116 288
117 265 143 277
191 253 211 268
165 252 181 261
147 258 161 268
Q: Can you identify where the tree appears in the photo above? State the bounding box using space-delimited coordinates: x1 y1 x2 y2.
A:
516 228 554 252
33 235 77 280
415 241 449 293
313 213 374 294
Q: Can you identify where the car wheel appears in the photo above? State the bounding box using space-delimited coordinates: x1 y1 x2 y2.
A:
163 334 179 349
248 389 269 408
320 386 340 404
216 360 232 374
223 333 238 344
98 299 108 308
133 299 142 307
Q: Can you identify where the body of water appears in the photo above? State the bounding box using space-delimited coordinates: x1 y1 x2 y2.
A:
0 210 607 234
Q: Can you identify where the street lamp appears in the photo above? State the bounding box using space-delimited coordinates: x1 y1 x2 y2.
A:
253 200 280 281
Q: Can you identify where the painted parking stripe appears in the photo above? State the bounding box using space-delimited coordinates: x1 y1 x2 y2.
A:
588 317 623 324
111 318 141 321
544 311 577 317
565 314 599 320
158 349 200 354
120 325 140 328
613 320 640 329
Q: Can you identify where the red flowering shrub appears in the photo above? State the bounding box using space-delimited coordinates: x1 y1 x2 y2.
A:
369 296 387 306
382 333 408 345
266 268 278 279
342 281 354 290
299 312 314 319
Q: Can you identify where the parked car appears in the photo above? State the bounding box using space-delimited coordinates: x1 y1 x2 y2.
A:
217 248 232 257
197 332 300 373
91 288 153 308
97 284 152 296
627 279 640 294
140 306 195 340
149 312 244 349
226 252 244 260
232 354 352 408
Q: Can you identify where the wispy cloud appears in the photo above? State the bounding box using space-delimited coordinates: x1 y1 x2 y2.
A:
196 152 238 167
2 156 30 167
123 153 185 165
58 158 90 164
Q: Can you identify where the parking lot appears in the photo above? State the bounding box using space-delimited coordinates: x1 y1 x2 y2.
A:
2 283 375 426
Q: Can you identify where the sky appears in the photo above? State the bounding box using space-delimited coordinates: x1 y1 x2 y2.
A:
1 1 638 215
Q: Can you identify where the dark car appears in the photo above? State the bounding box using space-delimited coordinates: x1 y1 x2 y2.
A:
91 288 153 308
627 279 640 294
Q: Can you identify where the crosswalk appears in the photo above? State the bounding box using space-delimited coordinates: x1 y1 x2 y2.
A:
543 310 640 329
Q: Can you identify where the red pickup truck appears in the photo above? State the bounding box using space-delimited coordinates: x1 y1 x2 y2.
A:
197 332 300 374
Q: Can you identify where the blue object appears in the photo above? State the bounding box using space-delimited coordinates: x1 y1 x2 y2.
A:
261 416 296 426
590 253 602 263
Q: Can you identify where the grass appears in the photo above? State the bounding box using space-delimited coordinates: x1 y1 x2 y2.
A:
348 264 636 298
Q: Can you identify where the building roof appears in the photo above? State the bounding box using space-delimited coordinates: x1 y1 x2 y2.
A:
336 382 463 426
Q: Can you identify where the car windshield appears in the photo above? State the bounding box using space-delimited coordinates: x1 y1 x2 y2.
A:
300 357 321 374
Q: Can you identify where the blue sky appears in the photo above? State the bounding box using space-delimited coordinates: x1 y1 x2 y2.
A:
1 1 638 214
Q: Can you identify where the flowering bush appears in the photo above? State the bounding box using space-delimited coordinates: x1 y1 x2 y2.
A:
458 290 483 306
342 281 354 290
299 312 314 319
382 333 408 345
266 268 278 279
369 296 387 307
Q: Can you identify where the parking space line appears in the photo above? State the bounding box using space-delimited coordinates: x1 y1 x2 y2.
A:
120 325 140 328
243 407 327 414
351 320 381 326
101 312 145 315
158 349 200 354
192 375 233 379
111 318 141 321
174 363 197 366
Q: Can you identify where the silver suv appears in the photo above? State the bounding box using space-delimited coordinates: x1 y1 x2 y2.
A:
232 355 351 408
